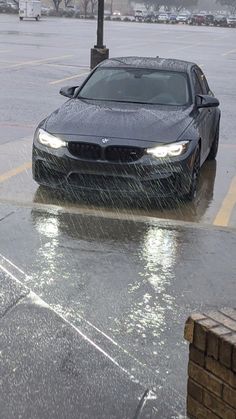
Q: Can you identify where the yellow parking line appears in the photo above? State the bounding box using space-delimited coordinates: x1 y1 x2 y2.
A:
49 71 90 85
0 162 32 183
221 144 236 149
45 63 86 68
0 55 73 70
213 176 236 226
222 48 236 57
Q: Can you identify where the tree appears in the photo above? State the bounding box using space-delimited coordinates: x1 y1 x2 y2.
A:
52 0 63 12
110 0 113 15
90 0 97 14
80 0 90 15
153 1 164 11
64 0 73 7
217 0 236 13
143 0 154 12
163 0 198 12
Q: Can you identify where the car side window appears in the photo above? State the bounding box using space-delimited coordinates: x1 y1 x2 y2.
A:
195 68 210 94
192 70 203 95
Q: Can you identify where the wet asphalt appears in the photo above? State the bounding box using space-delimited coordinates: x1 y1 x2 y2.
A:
1 273 154 419
0 14 236 418
0 203 236 417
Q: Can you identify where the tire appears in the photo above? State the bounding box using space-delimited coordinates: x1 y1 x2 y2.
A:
207 123 219 160
185 146 200 201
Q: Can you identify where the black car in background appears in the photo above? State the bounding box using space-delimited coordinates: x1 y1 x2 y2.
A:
205 14 215 25
32 57 220 202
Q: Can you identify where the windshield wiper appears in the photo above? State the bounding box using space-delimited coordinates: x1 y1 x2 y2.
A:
78 96 155 105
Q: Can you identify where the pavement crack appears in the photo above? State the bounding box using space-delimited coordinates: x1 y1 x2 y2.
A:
0 211 15 223
0 292 29 320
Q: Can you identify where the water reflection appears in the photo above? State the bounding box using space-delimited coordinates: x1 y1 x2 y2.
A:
113 226 179 353
29 208 193 401
30 209 181 353
33 160 217 224
31 210 62 292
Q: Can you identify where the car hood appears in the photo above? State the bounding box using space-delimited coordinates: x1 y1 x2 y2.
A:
45 99 193 144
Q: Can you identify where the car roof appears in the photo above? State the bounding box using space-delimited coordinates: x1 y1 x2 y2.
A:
99 56 196 73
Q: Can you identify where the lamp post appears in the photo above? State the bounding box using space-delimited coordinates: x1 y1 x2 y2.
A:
90 0 109 69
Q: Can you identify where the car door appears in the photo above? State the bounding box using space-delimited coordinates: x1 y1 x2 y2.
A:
195 67 216 151
191 68 209 162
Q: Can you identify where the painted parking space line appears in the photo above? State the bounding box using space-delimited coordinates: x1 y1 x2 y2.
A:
0 55 73 70
221 144 236 149
213 175 236 227
45 63 88 69
0 256 134 380
222 48 236 57
0 251 184 413
0 162 32 183
0 122 34 128
49 71 90 85
0 60 19 64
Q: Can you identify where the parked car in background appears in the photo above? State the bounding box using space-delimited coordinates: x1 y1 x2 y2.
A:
66 5 76 11
227 15 236 27
33 56 220 202
121 15 135 22
41 6 50 15
176 13 189 23
204 14 214 25
188 14 205 25
134 9 144 21
144 13 156 23
168 13 177 24
158 13 169 23
112 10 121 16
213 15 228 26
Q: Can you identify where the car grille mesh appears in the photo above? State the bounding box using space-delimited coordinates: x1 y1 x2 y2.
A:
68 142 144 163
68 142 101 160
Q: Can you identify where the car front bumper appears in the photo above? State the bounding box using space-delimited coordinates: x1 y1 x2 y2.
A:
32 140 197 199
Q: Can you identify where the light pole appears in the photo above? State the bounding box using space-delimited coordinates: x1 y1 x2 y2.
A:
90 0 109 69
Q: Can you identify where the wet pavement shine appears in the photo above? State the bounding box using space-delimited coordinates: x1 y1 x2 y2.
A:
0 204 236 417
0 14 236 418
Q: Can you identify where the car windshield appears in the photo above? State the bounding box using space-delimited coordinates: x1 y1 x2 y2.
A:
78 67 190 106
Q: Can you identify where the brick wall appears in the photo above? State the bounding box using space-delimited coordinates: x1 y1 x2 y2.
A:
184 309 236 419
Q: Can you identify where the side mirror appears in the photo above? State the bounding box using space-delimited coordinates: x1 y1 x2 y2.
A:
196 94 220 109
59 86 79 98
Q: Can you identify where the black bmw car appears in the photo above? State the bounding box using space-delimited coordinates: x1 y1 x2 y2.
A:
32 57 220 201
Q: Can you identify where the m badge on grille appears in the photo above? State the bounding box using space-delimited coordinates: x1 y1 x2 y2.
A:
101 138 110 144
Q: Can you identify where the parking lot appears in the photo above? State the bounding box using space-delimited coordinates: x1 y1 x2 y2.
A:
0 14 236 227
0 14 236 418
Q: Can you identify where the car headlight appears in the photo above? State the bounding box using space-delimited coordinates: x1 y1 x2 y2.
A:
37 129 67 149
147 141 190 158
